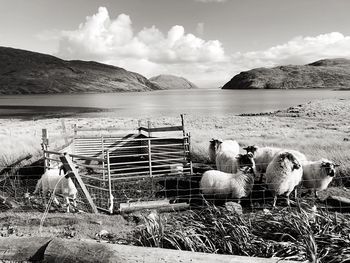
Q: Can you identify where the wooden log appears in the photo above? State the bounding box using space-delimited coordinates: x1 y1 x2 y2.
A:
0 237 52 262
120 201 189 214
43 238 297 263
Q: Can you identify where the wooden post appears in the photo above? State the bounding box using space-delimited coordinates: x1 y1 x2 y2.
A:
101 136 105 181
106 150 114 214
180 114 185 137
187 132 193 175
60 153 98 214
147 120 152 137
147 138 153 178
138 120 142 135
42 129 49 170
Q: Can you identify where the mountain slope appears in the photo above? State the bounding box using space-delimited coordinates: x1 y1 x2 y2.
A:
0 46 161 95
149 74 198 90
222 58 350 90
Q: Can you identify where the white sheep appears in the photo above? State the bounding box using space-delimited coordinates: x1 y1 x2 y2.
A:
200 153 256 202
244 145 307 182
302 159 339 198
209 138 240 173
34 165 77 212
265 151 303 207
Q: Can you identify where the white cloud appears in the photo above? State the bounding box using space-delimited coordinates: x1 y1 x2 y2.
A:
55 7 350 88
57 7 225 64
232 32 350 70
56 7 226 88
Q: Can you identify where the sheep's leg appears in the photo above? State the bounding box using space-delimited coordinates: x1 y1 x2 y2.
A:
272 195 277 208
314 190 319 199
286 195 291 207
53 196 60 206
259 173 264 184
65 197 70 213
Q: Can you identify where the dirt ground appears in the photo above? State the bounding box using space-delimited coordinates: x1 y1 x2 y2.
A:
0 211 137 244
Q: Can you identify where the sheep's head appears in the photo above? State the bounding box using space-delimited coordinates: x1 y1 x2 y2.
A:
243 145 258 156
239 166 255 174
236 153 255 169
208 138 223 162
321 161 339 177
279 152 301 171
209 138 223 151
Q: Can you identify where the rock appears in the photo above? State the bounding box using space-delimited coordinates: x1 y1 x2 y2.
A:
225 201 243 215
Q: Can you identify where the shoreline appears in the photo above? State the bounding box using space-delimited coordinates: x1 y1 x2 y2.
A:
0 105 108 120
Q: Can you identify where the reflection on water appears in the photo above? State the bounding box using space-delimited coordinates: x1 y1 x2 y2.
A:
0 89 349 117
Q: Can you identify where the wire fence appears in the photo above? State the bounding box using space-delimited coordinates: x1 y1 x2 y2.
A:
0 162 349 215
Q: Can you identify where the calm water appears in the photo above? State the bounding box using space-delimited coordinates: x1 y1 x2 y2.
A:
0 89 349 117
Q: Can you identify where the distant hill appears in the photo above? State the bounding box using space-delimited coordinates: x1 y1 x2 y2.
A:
149 74 198 90
0 46 161 95
222 58 350 90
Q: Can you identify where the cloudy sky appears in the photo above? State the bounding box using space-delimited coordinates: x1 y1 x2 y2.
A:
1 0 350 88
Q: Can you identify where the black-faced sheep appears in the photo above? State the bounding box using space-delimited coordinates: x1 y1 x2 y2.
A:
208 138 240 173
200 153 256 203
302 159 339 198
265 151 303 207
34 165 77 212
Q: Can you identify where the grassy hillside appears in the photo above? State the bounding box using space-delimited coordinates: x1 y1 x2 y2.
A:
149 74 198 89
0 46 161 94
222 58 350 90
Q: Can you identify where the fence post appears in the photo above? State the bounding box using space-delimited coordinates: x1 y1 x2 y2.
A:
187 132 193 175
106 150 114 214
41 129 49 171
102 136 105 181
180 114 185 137
147 121 152 137
147 138 153 178
138 120 142 135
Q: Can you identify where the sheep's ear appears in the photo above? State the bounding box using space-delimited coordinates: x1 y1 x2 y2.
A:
334 163 340 167
243 147 248 151
209 138 215 143
217 139 223 143
321 161 327 167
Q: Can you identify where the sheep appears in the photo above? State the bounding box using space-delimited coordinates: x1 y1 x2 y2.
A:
209 138 240 173
200 153 256 203
209 139 239 173
243 145 307 183
302 159 339 198
34 165 77 212
265 151 303 207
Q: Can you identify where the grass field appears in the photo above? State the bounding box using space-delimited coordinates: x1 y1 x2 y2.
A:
1 98 349 182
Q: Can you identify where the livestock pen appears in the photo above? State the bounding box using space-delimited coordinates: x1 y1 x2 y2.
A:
41 115 194 213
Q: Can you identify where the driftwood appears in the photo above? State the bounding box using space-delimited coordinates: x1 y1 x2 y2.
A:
0 237 298 263
119 199 189 213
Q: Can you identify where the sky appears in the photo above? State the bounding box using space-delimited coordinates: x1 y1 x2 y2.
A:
1 0 350 88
